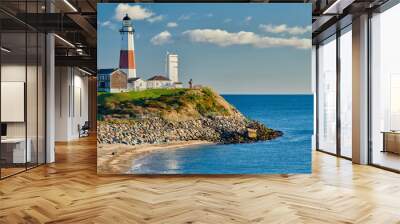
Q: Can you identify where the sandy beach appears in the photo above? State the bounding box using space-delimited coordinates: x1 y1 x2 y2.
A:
97 141 213 174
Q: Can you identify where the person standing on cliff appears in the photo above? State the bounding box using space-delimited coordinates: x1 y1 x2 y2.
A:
189 79 193 89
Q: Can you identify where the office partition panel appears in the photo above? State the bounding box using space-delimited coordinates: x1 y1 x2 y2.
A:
0 1 47 179
0 31 28 178
27 31 39 169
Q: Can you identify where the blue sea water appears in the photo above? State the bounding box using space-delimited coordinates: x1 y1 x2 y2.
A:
128 95 314 174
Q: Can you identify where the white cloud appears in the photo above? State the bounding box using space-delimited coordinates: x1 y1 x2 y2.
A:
147 15 164 23
151 31 172 45
115 4 154 20
178 14 193 21
182 29 311 49
114 4 163 23
100 20 116 30
167 22 178 28
244 16 252 24
259 24 312 35
101 21 111 26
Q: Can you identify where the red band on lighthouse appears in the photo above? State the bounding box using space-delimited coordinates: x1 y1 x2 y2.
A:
119 50 135 69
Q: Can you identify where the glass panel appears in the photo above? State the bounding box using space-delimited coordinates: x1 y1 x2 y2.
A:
317 35 337 154
371 4 400 171
27 31 38 169
1 31 27 177
26 0 39 169
340 27 352 158
0 1 46 178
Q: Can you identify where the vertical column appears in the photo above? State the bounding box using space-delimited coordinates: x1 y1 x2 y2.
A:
336 30 341 156
352 14 369 164
46 0 55 163
46 33 55 163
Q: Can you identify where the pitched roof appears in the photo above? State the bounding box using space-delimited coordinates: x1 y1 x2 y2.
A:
147 75 170 81
98 69 128 78
128 77 141 82
97 68 117 74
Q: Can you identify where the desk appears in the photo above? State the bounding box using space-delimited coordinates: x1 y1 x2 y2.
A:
1 138 31 163
382 131 400 154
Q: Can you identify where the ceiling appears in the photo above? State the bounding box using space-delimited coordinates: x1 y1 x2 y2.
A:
0 0 395 72
0 0 97 72
311 0 391 44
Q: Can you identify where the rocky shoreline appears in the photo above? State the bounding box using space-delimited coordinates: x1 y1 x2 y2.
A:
97 116 282 145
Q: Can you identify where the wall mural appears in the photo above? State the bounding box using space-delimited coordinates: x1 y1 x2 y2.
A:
97 3 313 174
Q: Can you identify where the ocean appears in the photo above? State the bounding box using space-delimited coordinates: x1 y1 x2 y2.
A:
128 95 313 174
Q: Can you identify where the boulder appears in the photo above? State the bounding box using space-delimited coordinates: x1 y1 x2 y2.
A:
97 116 282 145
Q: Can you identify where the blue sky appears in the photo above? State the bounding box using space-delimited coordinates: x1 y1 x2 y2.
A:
98 3 311 94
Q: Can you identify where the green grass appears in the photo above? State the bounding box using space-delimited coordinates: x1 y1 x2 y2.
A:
97 87 231 120
97 88 187 106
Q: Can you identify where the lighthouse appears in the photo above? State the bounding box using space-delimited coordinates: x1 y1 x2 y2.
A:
119 14 136 78
166 53 179 83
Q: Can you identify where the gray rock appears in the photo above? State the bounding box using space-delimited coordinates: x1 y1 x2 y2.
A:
97 116 281 145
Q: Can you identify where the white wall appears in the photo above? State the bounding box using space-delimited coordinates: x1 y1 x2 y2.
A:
55 67 69 141
129 79 146 91
1 64 26 140
1 64 26 81
147 80 173 89
1 63 46 164
72 72 89 138
1 64 38 136
55 67 89 141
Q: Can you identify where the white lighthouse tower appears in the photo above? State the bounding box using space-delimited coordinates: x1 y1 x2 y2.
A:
166 53 178 83
119 14 136 78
